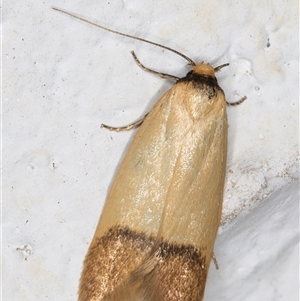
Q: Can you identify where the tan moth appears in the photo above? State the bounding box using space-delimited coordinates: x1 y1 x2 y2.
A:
53 8 246 301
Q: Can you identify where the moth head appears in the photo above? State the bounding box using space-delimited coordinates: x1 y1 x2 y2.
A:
193 63 216 78
193 62 230 78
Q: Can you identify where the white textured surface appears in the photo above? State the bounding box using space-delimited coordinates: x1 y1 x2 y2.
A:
3 0 299 300
205 181 299 301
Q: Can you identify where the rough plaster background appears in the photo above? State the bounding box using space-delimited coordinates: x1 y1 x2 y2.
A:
3 0 299 300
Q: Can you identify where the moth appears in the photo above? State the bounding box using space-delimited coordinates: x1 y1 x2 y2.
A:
53 8 246 301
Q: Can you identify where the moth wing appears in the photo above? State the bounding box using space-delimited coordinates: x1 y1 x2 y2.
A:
132 86 228 301
79 86 185 301
79 81 227 301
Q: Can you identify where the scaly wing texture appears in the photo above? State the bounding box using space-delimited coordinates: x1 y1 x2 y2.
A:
79 79 227 301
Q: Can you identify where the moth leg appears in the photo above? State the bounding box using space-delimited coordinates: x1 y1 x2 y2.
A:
101 113 148 132
226 96 247 106
214 63 230 72
214 63 247 106
131 51 179 81
212 252 219 270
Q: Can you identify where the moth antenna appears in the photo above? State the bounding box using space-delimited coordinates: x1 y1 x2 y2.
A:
52 7 196 66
